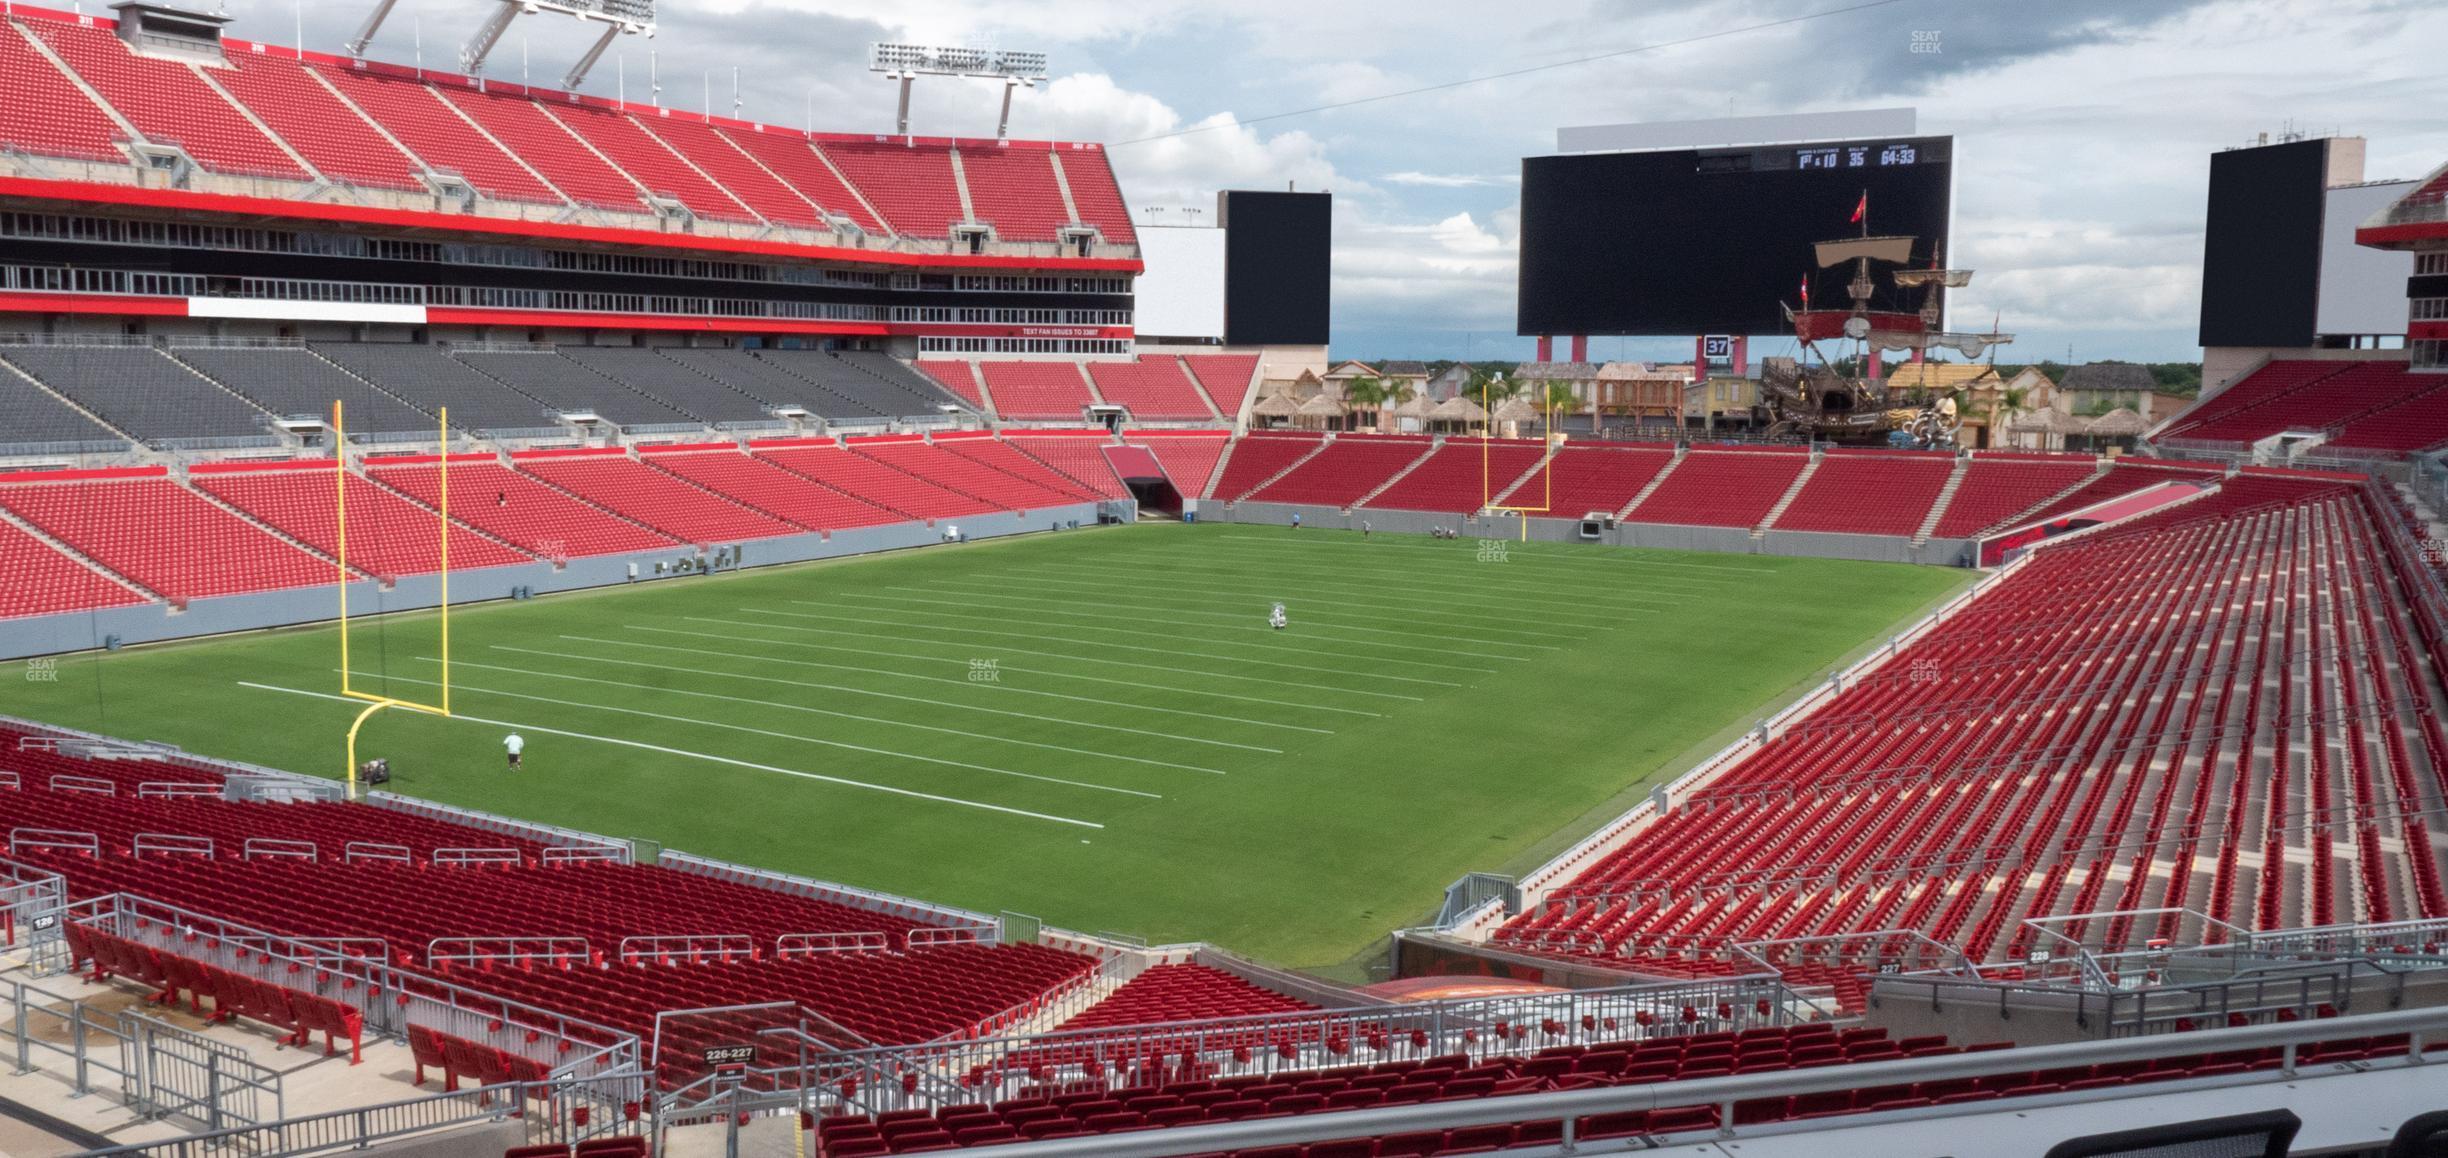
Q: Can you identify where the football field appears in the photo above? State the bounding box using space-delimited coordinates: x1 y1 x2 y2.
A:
0 523 1971 967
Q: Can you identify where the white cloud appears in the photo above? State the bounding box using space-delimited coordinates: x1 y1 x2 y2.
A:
1382 172 1516 188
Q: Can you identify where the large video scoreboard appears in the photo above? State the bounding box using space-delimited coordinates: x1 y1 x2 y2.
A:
1517 135 1954 337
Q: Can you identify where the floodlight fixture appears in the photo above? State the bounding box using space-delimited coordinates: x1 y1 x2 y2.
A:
445 0 655 88
869 42 1050 140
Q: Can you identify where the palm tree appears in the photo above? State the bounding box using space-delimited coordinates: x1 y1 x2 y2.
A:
1342 376 1386 434
1983 384 2030 450
1380 376 1417 434
1467 368 1519 410
1542 381 1579 437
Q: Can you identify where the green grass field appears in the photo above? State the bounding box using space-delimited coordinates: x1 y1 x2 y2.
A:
0 524 1969 968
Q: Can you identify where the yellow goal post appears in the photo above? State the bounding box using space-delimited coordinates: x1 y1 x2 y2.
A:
334 401 452 798
1481 391 1566 540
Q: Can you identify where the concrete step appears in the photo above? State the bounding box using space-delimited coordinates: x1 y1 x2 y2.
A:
1752 453 1823 537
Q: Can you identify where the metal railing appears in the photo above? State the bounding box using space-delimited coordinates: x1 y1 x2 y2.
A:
770 974 1787 1119
68 893 639 1083
946 1004 2448 1158
657 850 997 932
127 1012 285 1135
3 976 139 1101
70 1073 651 1158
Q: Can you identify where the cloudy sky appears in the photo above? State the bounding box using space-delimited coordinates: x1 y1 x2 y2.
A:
209 0 2448 362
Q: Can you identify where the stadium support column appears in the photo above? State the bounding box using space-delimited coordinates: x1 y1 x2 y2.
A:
1536 335 1553 362
1731 337 1748 376
1867 348 1884 379
1694 336 1707 375
1570 335 1588 363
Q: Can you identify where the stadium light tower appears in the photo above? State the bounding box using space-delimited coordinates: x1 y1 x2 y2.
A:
869 43 1049 141
348 0 653 89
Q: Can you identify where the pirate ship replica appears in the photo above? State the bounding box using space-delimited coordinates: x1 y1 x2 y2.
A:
1761 204 2014 446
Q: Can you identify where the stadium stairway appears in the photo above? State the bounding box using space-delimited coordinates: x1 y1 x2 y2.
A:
1000 431 1128 499
1198 435 1241 500
1961 458 2113 537
1750 453 1823 537
0 504 158 616
933 435 1107 504
1484 443 1562 511
173 471 366 581
1214 433 1331 501
1346 440 1443 510
1912 457 1972 544
1613 447 1686 521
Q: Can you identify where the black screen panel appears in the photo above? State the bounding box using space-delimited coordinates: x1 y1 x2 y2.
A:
1222 190 1331 346
2198 138 2328 347
1516 137 1953 337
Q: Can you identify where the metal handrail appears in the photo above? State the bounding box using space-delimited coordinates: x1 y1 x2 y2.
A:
946 1004 2448 1158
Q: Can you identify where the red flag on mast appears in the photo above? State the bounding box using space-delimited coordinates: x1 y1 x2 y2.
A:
1850 192 1867 224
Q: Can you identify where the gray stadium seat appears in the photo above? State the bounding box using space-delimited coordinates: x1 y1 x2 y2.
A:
172 347 436 435
0 361 129 450
555 347 779 426
756 349 966 418
833 350 974 414
455 352 702 429
0 346 275 445
306 343 553 434
657 349 882 421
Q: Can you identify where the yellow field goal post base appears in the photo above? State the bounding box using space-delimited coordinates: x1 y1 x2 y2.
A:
334 402 452 799
1481 397 1563 542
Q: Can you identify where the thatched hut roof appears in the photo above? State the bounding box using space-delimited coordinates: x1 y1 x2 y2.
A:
2010 406 2085 434
1251 392 1302 418
1296 394 1350 417
2083 407 2149 437
1429 396 1488 422
1491 396 1543 423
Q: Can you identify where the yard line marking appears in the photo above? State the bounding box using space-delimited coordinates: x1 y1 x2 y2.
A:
626 623 1378 719
333 666 1220 782
1202 534 1778 574
915 581 1571 650
1057 553 1723 599
612 621 1341 729
1051 557 1709 607
518 640 1282 754
772 604 1474 687
672 618 1425 705
234 681 1105 830
462 652 1224 776
983 569 1609 636
832 590 1536 664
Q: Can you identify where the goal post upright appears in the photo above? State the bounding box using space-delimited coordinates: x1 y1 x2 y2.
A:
335 402 453 798
1483 394 1559 542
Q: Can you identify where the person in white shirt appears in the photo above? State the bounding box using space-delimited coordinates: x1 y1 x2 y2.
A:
504 733 525 770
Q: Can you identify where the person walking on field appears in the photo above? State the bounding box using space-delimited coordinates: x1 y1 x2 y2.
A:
504 733 525 771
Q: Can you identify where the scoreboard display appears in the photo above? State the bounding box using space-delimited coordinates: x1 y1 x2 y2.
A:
1517 135 1955 337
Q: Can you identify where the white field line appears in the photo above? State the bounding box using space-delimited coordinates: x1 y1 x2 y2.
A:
460 652 1226 776
629 623 1373 722
482 642 1277 756
772 604 1474 686
1045 557 1707 610
1198 533 1780 574
234 681 1106 829
626 622 1380 719
337 666 1191 790
830 590 1537 665
952 570 1601 639
679 616 1434 701
912 580 1570 651
1113 547 1737 591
